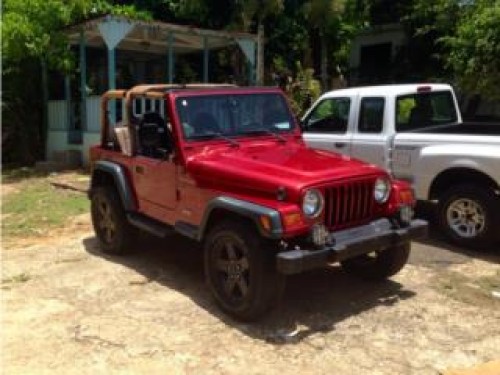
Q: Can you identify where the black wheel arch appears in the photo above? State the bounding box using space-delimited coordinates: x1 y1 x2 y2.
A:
198 197 283 242
429 167 500 201
90 160 137 212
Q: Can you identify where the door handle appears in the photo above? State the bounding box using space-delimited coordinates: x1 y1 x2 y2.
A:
135 165 144 174
334 142 346 148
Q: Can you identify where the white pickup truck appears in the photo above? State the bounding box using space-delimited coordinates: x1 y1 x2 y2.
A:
302 83 500 248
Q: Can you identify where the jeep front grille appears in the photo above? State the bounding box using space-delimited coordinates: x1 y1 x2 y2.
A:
323 179 375 230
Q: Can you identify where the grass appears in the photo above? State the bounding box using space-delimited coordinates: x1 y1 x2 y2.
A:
2 170 89 240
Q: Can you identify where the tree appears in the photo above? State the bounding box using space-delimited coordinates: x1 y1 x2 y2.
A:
2 0 148 164
444 0 500 99
304 0 346 90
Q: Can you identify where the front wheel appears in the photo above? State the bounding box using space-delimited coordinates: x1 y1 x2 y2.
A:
204 221 285 321
340 243 410 280
437 184 500 249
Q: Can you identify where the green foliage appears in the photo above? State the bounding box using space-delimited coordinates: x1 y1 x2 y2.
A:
2 0 150 71
2 0 149 165
304 0 345 34
444 0 500 99
283 62 321 116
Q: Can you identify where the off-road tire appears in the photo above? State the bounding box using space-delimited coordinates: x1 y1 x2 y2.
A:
91 186 135 255
437 184 499 249
340 243 410 280
204 220 285 321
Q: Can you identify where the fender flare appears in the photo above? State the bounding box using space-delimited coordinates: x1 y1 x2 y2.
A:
198 196 283 240
90 160 137 211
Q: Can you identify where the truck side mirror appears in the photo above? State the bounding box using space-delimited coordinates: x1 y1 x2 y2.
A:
297 117 306 131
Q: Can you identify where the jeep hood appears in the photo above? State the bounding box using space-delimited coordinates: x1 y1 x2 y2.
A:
186 142 383 201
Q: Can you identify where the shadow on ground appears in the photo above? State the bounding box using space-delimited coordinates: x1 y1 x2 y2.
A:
83 234 415 344
411 205 500 268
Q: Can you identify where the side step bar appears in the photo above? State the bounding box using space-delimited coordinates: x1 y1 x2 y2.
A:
126 213 201 241
126 213 174 238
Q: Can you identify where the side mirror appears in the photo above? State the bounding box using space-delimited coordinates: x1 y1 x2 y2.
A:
297 116 305 131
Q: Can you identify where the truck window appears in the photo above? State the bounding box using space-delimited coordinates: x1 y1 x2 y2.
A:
358 97 385 133
303 98 350 133
396 91 458 131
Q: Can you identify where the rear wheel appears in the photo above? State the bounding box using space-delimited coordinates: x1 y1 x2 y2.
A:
91 186 135 255
437 184 499 249
340 243 410 280
204 221 285 321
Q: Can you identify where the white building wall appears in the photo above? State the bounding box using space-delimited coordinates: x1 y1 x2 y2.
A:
47 100 67 130
47 96 102 166
86 96 101 132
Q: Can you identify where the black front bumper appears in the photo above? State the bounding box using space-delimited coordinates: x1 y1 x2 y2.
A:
276 219 428 275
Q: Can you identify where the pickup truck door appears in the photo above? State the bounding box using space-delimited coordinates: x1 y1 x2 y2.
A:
302 96 354 156
350 97 392 171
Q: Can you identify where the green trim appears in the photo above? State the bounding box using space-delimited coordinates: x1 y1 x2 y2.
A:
203 36 209 83
107 47 116 123
64 75 71 131
80 30 87 131
168 32 174 83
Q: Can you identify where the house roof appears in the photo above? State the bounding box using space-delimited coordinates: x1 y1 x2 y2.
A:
65 15 258 55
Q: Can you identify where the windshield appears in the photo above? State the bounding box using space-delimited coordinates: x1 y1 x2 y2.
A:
175 93 295 141
396 91 458 131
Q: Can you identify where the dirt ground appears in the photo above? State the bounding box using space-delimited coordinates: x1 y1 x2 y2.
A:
2 206 500 374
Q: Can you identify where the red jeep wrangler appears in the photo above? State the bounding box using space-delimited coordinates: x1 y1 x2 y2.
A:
89 84 427 320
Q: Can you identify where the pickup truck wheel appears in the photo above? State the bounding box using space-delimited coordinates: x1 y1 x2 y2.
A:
204 221 285 321
91 186 134 255
340 243 410 280
438 184 499 249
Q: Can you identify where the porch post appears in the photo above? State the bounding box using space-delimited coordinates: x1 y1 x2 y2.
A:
236 38 256 86
64 75 72 133
107 48 116 122
41 59 49 159
107 48 116 91
256 24 264 85
168 31 174 83
98 17 134 122
79 30 87 130
203 36 209 83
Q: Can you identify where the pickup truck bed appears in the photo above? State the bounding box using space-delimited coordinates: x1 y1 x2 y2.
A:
409 122 500 135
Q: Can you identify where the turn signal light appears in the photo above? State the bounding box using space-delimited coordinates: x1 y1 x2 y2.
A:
259 215 272 231
283 212 302 228
399 189 415 205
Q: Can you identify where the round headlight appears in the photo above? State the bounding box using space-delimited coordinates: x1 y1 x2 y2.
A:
374 177 391 203
302 189 324 218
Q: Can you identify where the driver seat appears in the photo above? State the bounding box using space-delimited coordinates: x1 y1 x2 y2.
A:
138 112 173 157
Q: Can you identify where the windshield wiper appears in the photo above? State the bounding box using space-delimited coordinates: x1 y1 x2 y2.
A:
190 132 239 147
241 128 287 143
